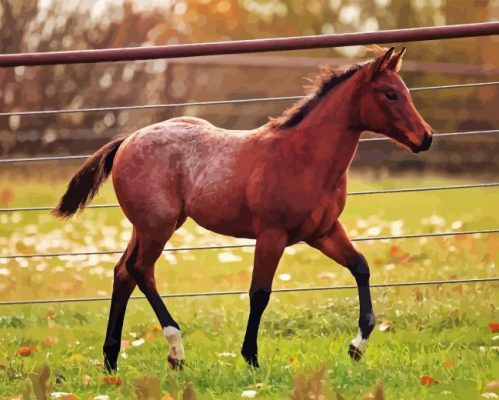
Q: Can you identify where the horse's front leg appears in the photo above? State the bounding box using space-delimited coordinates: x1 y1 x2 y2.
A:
241 228 288 367
308 221 376 361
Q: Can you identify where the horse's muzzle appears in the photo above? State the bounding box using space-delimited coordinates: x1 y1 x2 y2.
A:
413 132 432 153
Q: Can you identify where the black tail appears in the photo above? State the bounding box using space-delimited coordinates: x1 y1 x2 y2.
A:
52 137 125 219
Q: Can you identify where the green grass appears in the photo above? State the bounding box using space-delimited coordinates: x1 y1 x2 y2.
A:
0 169 498 399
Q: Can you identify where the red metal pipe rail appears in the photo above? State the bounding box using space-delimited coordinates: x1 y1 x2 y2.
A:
0 22 498 67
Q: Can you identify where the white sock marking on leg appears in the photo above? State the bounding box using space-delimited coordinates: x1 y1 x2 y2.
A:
351 330 368 353
163 326 185 360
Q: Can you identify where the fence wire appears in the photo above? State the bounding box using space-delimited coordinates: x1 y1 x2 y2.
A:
1 182 497 213
0 276 497 306
1 128 498 165
1 81 498 118
1 228 497 260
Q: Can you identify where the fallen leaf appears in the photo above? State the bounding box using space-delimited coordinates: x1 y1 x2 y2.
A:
81 374 91 386
153 323 162 332
162 395 174 400
378 320 392 332
486 381 499 392
488 323 499 333
183 381 196 400
134 376 161 400
102 376 122 386
30 364 51 400
17 346 35 357
364 383 384 400
442 359 454 368
420 376 438 385
291 365 327 400
374 383 384 400
44 336 59 347
389 245 400 256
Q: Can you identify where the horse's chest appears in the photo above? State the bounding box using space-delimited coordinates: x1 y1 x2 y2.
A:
291 202 342 242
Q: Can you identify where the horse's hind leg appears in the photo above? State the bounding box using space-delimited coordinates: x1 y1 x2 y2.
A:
126 225 185 369
103 244 137 372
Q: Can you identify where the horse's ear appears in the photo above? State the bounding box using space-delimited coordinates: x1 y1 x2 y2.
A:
371 47 395 78
387 47 406 72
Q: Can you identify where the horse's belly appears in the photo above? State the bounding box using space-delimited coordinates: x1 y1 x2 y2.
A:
191 214 256 239
185 189 256 239
188 205 255 238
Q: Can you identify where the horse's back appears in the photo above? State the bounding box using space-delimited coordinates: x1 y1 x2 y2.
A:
166 116 216 127
111 117 258 235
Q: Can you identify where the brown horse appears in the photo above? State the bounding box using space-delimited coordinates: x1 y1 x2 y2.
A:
53 47 432 371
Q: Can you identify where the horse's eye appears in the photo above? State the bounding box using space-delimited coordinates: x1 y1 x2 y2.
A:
385 90 398 101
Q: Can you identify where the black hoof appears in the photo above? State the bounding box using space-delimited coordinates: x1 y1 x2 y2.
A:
168 356 184 370
242 352 259 368
348 344 363 361
103 354 117 374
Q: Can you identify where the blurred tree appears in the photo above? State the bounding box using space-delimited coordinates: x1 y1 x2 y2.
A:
0 0 497 174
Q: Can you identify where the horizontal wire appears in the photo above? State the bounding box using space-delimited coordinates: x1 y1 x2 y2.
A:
1 81 498 118
1 228 497 260
360 129 499 141
0 276 497 306
348 181 499 196
1 181 498 213
1 128 498 165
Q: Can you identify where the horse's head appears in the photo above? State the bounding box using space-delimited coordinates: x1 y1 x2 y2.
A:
359 47 433 153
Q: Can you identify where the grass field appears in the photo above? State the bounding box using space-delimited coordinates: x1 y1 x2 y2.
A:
0 169 498 399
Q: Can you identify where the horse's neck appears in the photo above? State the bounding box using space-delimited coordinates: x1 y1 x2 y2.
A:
283 74 363 186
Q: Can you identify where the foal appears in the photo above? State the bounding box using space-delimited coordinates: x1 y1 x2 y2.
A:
54 47 432 371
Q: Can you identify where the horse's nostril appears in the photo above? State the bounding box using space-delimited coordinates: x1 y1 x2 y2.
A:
420 132 432 151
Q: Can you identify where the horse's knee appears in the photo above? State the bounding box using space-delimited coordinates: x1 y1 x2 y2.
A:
249 288 271 313
348 253 370 286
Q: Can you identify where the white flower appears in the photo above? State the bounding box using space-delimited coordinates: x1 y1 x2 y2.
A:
384 264 395 271
451 220 463 230
132 338 145 347
318 272 337 279
390 220 404 235
278 273 291 281
51 393 73 399
366 226 381 236
218 252 242 263
216 352 237 358
241 390 257 398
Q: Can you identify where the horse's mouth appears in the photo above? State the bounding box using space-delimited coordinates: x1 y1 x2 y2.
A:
411 132 432 153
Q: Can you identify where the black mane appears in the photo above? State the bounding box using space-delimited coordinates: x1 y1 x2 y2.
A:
269 63 364 129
